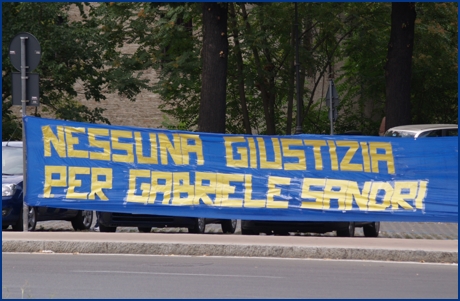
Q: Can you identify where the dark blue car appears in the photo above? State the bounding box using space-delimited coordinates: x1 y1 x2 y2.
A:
2 141 93 231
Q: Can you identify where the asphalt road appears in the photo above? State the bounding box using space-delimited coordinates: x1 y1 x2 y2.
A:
2 253 457 299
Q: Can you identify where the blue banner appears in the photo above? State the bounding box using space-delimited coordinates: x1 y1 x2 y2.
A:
24 116 458 222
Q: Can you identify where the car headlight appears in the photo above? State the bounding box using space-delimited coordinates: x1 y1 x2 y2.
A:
2 184 16 197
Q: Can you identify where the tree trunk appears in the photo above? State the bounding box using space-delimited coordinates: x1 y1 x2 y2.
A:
285 21 295 135
198 3 228 133
240 4 276 135
384 3 416 130
229 3 252 135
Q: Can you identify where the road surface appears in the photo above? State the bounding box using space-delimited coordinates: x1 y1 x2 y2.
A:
2 253 457 299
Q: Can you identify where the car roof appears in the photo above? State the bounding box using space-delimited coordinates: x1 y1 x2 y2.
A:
2 141 23 147
386 124 458 132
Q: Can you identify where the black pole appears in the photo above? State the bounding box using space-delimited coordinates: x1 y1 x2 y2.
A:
294 3 303 134
20 36 29 231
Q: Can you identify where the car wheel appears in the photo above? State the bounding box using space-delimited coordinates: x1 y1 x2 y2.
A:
188 218 206 234
13 206 36 231
241 228 259 235
138 227 152 233
363 222 380 237
71 210 93 231
221 219 237 234
336 222 355 237
99 224 117 232
274 231 290 236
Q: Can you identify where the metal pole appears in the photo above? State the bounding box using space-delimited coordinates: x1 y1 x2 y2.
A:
329 79 334 135
21 36 29 232
294 3 303 135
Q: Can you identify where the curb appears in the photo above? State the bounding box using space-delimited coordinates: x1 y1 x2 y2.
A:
2 236 458 264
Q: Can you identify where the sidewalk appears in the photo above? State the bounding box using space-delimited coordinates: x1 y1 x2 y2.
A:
2 231 457 264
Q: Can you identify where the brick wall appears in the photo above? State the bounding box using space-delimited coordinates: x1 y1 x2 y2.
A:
14 4 168 130
13 3 345 132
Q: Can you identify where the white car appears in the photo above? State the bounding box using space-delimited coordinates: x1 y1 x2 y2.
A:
384 124 458 138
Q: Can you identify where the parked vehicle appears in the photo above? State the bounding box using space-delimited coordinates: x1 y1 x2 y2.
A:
384 124 458 138
241 220 380 237
242 124 458 237
241 130 381 237
98 211 237 234
2 141 93 231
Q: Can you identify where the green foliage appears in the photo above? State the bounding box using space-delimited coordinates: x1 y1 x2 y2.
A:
1 101 22 141
331 3 391 135
337 2 457 135
99 3 204 131
410 2 458 124
2 3 456 138
2 2 150 139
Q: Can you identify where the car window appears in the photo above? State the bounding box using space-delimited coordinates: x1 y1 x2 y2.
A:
419 130 442 138
384 130 415 138
445 129 458 136
385 125 458 138
2 146 23 175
